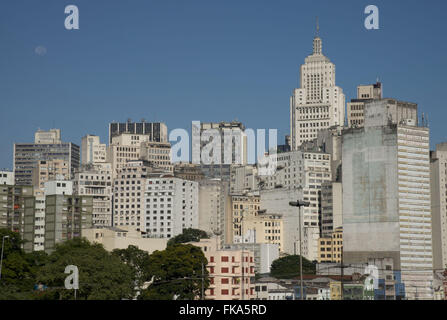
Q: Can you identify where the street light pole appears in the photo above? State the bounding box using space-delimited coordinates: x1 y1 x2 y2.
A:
289 200 310 300
241 211 245 301
0 235 10 282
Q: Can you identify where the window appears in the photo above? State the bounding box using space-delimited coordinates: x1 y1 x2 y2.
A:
221 267 229 273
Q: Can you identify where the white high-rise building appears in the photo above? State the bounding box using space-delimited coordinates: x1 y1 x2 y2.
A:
144 177 198 239
290 25 345 150
82 135 107 165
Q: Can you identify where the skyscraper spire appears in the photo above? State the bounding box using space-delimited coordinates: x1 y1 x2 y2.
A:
313 18 322 55
316 16 319 37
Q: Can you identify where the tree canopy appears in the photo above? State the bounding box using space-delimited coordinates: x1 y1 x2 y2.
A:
36 238 135 300
112 245 151 289
0 229 38 299
270 255 316 279
0 228 212 300
139 244 209 300
167 228 210 247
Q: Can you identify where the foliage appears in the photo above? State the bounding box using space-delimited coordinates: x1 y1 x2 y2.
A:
167 229 210 247
35 238 135 300
0 229 37 299
139 244 209 300
112 245 151 289
270 255 316 279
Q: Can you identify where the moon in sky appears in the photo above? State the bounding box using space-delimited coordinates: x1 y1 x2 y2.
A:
34 46 47 56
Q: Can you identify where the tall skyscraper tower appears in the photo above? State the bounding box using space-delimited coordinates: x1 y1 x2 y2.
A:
290 22 345 150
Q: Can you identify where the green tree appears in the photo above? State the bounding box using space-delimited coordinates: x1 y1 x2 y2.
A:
36 238 135 300
112 245 151 289
270 255 316 279
167 228 210 247
139 244 209 300
0 229 36 299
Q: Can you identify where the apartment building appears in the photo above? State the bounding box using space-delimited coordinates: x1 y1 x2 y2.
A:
44 192 93 253
81 135 107 165
73 163 113 227
31 159 70 192
0 185 34 247
190 237 256 300
227 194 260 244
140 140 173 173
144 177 199 239
113 160 152 232
107 133 150 178
14 129 80 186
317 227 343 263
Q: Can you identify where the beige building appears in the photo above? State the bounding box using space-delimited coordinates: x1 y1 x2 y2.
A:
83 226 167 254
107 133 150 177
32 159 70 192
227 194 260 243
174 162 205 182
347 82 382 128
34 128 61 144
228 194 283 252
317 227 343 263
140 140 173 173
81 135 107 165
430 142 447 270
190 237 255 300
241 211 284 252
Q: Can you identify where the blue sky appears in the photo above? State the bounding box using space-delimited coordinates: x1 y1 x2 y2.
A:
1 0 447 169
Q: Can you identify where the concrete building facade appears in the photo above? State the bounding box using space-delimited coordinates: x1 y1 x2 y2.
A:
342 100 433 300
144 177 199 239
430 142 447 270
